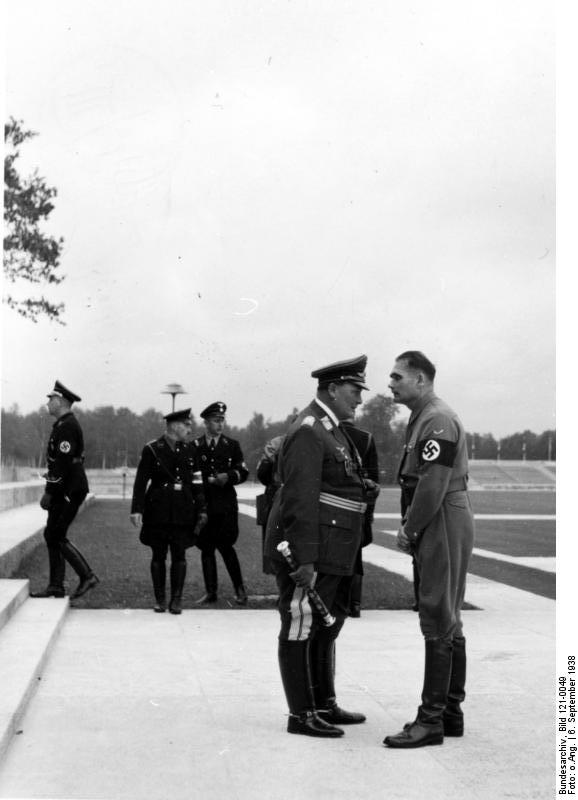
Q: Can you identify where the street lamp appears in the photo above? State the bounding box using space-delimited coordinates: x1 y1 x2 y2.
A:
161 383 187 413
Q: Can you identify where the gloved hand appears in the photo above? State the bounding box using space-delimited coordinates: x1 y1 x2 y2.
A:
396 525 414 554
290 562 315 588
130 513 143 528
208 472 229 487
363 479 381 501
193 513 208 537
39 493 52 510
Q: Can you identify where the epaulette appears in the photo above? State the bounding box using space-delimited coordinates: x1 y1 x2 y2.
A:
301 416 315 427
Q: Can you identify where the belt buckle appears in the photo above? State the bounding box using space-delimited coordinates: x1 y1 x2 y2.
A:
174 483 182 492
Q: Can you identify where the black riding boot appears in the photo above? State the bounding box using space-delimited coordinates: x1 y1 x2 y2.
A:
151 560 167 613
60 540 99 599
169 560 187 614
30 545 66 597
311 623 366 725
349 575 362 618
384 638 452 748
444 636 466 736
220 546 246 603
196 552 218 603
278 640 343 738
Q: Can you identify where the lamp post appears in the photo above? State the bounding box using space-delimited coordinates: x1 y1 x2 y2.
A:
496 439 501 462
161 383 187 413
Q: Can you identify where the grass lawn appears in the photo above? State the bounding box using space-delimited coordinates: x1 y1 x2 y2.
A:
14 498 417 611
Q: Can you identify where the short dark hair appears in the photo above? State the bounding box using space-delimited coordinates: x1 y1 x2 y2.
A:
396 351 436 381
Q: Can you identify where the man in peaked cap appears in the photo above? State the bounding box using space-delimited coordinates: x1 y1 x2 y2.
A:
31 381 99 600
192 402 249 605
264 355 376 737
131 409 207 614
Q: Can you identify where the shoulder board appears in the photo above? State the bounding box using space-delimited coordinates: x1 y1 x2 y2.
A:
301 416 315 427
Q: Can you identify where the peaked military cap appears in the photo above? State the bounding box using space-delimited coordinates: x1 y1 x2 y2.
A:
47 380 82 403
164 408 192 423
311 355 369 390
200 401 227 419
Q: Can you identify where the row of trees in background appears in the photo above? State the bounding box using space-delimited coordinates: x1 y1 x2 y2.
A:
0 396 556 483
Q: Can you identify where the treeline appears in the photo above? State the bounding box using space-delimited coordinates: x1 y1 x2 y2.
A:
1 398 556 483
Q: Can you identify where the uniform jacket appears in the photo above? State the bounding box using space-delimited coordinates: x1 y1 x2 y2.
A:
45 412 89 498
341 421 379 547
193 434 248 516
398 392 469 536
131 436 206 528
264 400 366 575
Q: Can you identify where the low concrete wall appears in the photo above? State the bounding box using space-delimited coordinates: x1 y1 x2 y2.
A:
0 482 45 512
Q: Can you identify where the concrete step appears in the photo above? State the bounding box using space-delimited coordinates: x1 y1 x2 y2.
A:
0 594 68 761
0 580 29 633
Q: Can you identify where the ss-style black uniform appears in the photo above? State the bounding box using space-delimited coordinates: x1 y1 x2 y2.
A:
264 356 371 737
193 413 249 603
132 418 207 614
340 421 380 617
384 390 474 747
33 381 98 600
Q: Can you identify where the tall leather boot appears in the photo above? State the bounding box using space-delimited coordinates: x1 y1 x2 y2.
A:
60 540 99 599
278 640 343 738
444 636 466 736
311 624 366 725
150 560 167 613
384 638 452 748
30 545 66 598
196 551 218 603
220 546 246 604
169 560 187 614
349 575 362 618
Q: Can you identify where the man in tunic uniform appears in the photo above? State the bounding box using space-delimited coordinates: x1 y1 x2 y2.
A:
193 402 249 605
131 409 207 614
264 355 374 737
31 381 99 600
383 351 474 748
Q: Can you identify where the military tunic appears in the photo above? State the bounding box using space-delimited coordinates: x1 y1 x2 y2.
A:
265 400 367 641
193 434 248 547
398 392 474 640
43 412 89 545
131 436 206 549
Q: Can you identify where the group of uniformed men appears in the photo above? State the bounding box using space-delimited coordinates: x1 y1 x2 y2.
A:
34 349 474 750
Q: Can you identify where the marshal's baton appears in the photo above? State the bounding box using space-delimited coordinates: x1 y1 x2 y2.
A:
277 541 335 627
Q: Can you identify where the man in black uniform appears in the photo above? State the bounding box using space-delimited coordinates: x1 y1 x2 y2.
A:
131 409 207 614
340 419 380 617
193 402 249 605
383 351 474 748
264 356 373 738
31 381 99 600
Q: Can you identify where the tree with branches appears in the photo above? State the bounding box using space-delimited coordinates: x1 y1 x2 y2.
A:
3 117 65 322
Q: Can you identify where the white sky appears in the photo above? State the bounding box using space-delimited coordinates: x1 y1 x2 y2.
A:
1 0 555 435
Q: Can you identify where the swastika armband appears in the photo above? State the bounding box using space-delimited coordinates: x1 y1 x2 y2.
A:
417 438 456 467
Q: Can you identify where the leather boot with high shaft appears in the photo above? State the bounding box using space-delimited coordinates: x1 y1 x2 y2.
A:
151 560 167 613
444 636 466 736
60 540 99 599
311 624 366 725
278 640 344 738
169 560 187 614
30 545 66 597
196 552 218 603
384 638 452 748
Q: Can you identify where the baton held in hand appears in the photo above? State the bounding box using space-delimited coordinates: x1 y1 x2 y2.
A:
277 541 335 627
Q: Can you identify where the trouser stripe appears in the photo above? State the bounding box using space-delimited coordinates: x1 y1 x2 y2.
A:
288 586 313 641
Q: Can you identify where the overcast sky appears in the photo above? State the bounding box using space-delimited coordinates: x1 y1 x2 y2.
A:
1 0 555 436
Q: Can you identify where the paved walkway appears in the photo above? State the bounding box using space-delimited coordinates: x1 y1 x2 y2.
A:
0 564 554 798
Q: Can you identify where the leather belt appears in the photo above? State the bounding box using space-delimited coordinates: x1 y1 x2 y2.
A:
162 483 182 492
319 492 367 514
400 476 468 493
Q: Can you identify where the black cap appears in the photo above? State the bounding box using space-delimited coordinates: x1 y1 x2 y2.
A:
200 401 227 419
164 408 192 423
311 355 369 390
47 380 82 404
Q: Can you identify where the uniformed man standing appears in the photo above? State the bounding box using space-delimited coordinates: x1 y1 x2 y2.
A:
130 409 207 614
340 418 380 617
383 351 474 748
193 402 249 605
31 381 99 600
264 356 372 737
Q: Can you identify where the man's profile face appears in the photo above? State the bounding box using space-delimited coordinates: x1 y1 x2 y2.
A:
388 359 421 407
46 396 61 417
205 415 225 437
331 382 363 421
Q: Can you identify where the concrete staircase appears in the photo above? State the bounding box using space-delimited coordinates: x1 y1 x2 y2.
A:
0 579 68 761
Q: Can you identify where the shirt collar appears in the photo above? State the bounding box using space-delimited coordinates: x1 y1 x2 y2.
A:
408 390 437 425
314 397 340 428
